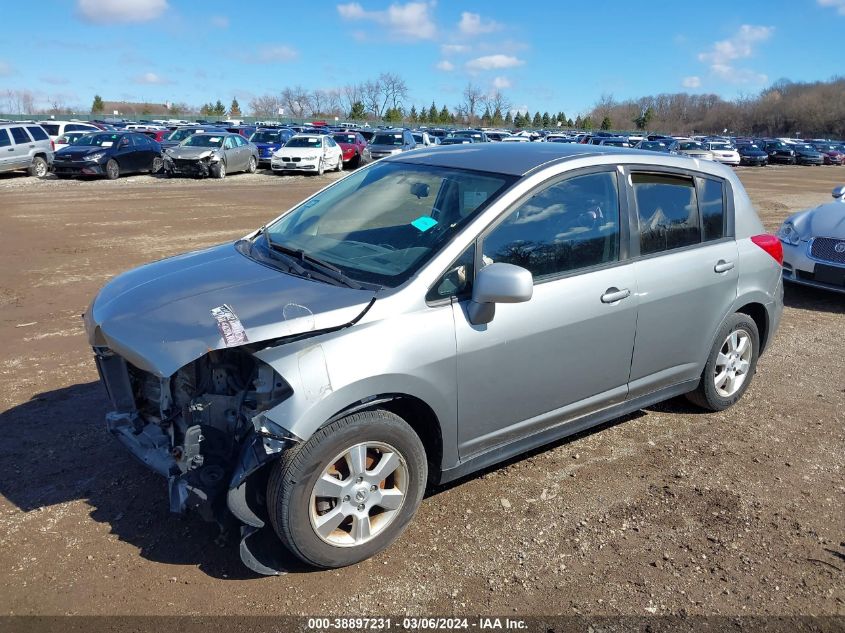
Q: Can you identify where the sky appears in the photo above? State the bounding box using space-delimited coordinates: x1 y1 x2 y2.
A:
1 0 844 116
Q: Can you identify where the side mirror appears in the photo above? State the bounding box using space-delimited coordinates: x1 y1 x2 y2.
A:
832 185 845 200
467 263 533 325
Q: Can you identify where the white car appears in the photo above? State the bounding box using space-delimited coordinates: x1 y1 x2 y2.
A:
37 120 100 141
703 141 741 166
53 130 95 151
777 185 845 294
271 134 343 175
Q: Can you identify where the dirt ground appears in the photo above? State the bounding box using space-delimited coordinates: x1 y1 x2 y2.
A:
0 165 842 618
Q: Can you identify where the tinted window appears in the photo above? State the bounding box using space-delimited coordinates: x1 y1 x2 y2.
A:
483 171 620 280
10 127 31 144
0 129 10 147
40 124 59 136
633 173 700 255
699 178 725 242
26 126 49 141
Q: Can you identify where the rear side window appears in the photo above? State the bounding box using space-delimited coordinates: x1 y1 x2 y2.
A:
698 178 725 241
0 129 10 147
633 173 700 255
483 171 620 280
26 126 49 141
41 124 59 136
10 127 32 144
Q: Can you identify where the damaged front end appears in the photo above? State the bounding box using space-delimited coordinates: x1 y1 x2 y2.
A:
95 345 296 575
162 149 220 177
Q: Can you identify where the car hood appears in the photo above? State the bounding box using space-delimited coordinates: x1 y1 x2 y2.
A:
254 142 282 151
56 146 107 159
740 149 767 156
84 242 377 377
166 146 222 160
788 202 845 239
273 146 321 156
369 144 403 152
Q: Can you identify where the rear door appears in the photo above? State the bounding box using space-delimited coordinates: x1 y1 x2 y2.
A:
625 168 738 398
8 126 34 170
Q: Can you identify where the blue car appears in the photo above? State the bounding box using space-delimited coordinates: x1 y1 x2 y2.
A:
249 128 294 166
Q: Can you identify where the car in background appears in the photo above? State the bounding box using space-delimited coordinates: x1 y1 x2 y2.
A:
702 141 740 166
790 143 824 166
83 143 783 576
810 143 844 165
250 128 295 167
778 185 845 293
441 136 476 145
227 126 257 139
736 143 768 166
332 131 370 167
54 129 95 151
37 120 100 141
634 139 678 153
368 129 417 160
139 129 170 144
52 131 161 180
160 126 227 150
271 134 343 175
763 141 797 165
449 129 490 143
592 137 629 148
675 141 714 161
163 132 258 179
411 131 437 147
0 122 53 177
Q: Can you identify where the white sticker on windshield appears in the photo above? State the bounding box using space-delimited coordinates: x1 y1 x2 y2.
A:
394 134 402 138
307 137 318 142
211 304 249 346
101 142 113 147
209 137 221 143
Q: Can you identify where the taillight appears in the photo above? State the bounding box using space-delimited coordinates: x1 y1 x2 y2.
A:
751 234 783 266
51 140 55 151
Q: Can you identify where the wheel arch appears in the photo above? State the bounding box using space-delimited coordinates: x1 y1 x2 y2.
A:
734 301 770 353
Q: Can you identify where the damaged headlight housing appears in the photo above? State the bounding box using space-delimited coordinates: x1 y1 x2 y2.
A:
776 222 800 246
87 151 106 162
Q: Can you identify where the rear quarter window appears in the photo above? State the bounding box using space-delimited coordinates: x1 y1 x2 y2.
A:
40 124 59 136
10 127 32 144
698 177 726 242
633 172 701 255
0 129 10 147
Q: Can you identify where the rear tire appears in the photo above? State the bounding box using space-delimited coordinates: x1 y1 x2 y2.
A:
150 156 163 174
686 313 760 411
28 156 48 178
267 409 427 569
336 154 343 172
247 156 257 174
317 159 324 176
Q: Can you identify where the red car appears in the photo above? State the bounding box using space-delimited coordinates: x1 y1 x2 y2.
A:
811 143 844 165
140 129 170 143
332 131 369 167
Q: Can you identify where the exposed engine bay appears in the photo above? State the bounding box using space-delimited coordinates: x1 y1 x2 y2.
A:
94 346 296 574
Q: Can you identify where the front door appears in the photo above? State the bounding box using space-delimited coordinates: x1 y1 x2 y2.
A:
8 126 34 170
453 169 638 458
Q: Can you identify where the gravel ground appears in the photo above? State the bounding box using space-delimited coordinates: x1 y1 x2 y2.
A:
0 164 842 618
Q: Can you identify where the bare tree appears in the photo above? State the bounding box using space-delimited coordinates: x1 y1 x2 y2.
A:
281 85 311 118
327 89 344 117
341 83 363 115
482 90 512 119
461 83 484 125
249 94 283 118
377 72 408 115
310 89 329 116
362 79 382 118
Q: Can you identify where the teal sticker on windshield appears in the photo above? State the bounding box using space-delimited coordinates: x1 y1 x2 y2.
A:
411 216 438 232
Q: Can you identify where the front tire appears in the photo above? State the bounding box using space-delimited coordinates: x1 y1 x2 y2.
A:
150 156 163 174
29 156 48 178
317 159 324 176
336 154 343 172
211 161 226 179
105 159 119 180
686 313 759 411
267 410 427 569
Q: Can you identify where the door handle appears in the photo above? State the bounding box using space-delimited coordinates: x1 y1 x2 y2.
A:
714 260 735 273
601 287 631 304
6 148 13 152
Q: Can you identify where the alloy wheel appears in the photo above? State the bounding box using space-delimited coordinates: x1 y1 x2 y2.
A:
714 329 752 397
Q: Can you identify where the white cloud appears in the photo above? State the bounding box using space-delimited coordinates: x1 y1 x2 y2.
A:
337 2 436 40
77 0 168 24
492 76 511 89
458 11 501 36
210 15 229 28
442 43 470 55
818 0 845 15
697 24 773 85
466 54 524 72
682 75 701 89
254 44 299 63
133 72 170 85
0 60 12 76
436 60 455 72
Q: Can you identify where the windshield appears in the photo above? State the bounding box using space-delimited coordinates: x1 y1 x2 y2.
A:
263 162 514 286
167 128 198 142
639 141 668 150
709 142 732 149
678 142 704 150
794 144 815 151
250 130 284 143
41 124 59 136
74 133 123 147
183 135 224 148
372 133 404 146
286 136 323 148
333 134 358 144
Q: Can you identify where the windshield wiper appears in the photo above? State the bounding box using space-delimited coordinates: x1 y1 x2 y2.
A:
267 240 362 290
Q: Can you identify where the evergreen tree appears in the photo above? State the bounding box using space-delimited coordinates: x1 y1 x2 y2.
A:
428 102 438 122
481 106 492 126
542 112 551 127
408 105 418 123
229 98 242 117
567 117 574 127
513 112 523 128
574 115 583 128
349 101 366 119
91 95 104 114
504 111 513 125
384 107 403 123
558 111 567 125
438 105 450 124
492 106 503 126
212 100 226 117
632 106 654 130
583 116 594 130
532 112 542 127
600 116 612 130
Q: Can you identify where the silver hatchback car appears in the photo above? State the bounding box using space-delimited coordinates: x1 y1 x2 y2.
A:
84 143 783 574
